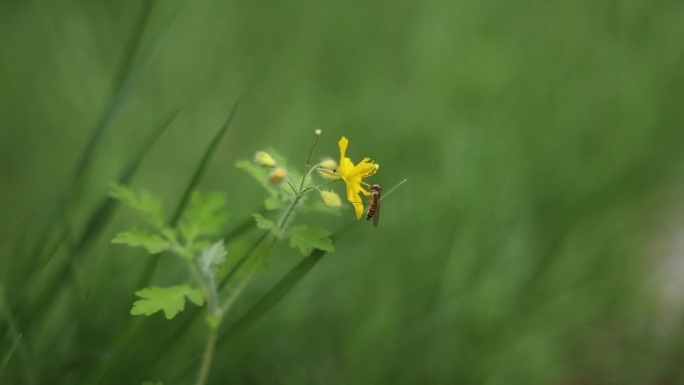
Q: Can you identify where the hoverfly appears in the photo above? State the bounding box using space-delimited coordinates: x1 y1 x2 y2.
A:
366 184 382 227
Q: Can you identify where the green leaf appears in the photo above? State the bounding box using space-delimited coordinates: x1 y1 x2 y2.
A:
252 214 274 230
288 224 335 256
236 159 277 193
131 285 205 319
110 185 166 228
112 229 170 254
264 196 282 210
252 214 284 238
178 191 229 243
142 382 163 385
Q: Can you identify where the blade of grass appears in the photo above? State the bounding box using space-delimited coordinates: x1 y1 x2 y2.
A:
219 231 270 290
169 93 243 226
0 333 21 374
103 95 243 384
172 222 356 382
219 248 327 342
0 287 34 385
44 108 183 381
222 212 266 246
15 107 182 332
12 0 165 325
128 92 243 335
69 0 159 186
72 108 184 384
170 246 331 383
75 107 183 254
22 0 160 273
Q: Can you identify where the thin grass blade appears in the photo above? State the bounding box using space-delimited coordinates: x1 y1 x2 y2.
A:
14 108 181 331
218 248 326 343
104 95 242 384
169 221 355 381
130 231 269 385
18 0 163 294
169 93 243 226
74 107 182 253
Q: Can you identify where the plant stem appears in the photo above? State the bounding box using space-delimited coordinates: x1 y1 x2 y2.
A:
201 174 309 382
219 194 301 316
301 179 338 195
382 178 408 200
278 195 301 231
194 325 219 385
305 132 320 167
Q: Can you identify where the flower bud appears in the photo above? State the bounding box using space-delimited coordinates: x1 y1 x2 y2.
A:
316 158 341 180
268 167 288 185
319 158 337 171
315 129 322 136
253 151 276 168
320 190 341 208
317 168 341 180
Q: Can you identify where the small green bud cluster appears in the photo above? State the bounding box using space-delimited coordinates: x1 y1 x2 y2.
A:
253 151 288 186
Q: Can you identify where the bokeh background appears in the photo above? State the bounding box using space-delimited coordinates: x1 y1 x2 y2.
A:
3 0 684 384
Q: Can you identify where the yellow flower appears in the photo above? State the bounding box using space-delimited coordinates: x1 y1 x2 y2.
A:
337 136 379 219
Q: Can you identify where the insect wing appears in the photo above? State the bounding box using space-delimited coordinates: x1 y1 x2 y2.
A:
372 197 380 227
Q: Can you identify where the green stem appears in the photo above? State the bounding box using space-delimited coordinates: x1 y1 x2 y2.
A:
382 178 408 200
220 268 256 314
305 132 320 167
218 190 303 316
301 179 339 195
278 195 301 232
193 325 219 385
299 167 316 193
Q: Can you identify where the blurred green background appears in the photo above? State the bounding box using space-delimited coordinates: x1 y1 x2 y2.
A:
3 0 684 384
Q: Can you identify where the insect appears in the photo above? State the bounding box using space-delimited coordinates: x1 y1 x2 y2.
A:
366 184 382 227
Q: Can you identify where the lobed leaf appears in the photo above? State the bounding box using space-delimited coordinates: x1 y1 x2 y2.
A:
252 214 284 238
264 196 283 210
288 224 335 255
252 214 275 230
131 285 205 319
110 185 167 228
178 191 229 243
236 160 278 193
112 229 170 254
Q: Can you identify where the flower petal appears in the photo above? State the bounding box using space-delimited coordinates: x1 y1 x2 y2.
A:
338 137 349 173
347 161 378 179
341 157 355 177
345 181 365 219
